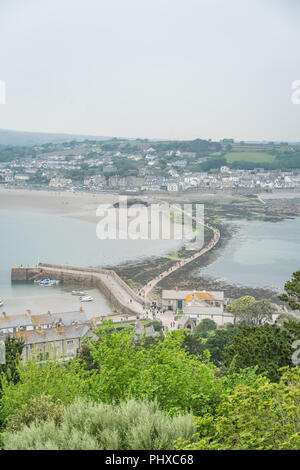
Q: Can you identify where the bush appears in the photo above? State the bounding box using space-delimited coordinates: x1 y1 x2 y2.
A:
0 359 88 423
5 395 64 432
176 368 300 450
3 399 196 450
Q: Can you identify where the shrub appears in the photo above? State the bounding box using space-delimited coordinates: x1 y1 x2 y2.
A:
3 399 196 450
0 359 88 423
176 368 300 450
5 395 64 432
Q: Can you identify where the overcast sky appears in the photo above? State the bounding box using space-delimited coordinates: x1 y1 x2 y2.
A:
0 0 299 141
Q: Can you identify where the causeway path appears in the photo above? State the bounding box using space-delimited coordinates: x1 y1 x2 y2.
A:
141 208 220 299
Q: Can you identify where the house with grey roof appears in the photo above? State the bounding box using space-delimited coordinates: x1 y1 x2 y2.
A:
15 322 95 363
0 310 88 335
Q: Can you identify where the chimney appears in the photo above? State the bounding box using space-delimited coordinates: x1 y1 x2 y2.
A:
1 312 6 319
36 324 46 333
54 320 63 331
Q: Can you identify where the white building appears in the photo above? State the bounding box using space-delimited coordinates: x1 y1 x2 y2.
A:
167 183 179 192
49 176 72 188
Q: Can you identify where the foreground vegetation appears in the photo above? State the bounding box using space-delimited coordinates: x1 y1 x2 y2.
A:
0 274 299 450
0 321 299 450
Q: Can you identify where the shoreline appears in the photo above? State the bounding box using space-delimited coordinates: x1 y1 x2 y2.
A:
0 187 121 224
1 187 299 303
113 221 284 304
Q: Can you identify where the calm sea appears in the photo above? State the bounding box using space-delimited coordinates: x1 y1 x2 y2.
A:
200 218 300 291
0 209 183 316
1 209 300 315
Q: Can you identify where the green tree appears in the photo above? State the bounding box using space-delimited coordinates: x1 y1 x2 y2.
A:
195 319 217 338
0 336 24 389
279 270 300 310
225 296 255 314
176 368 300 450
276 312 299 326
203 325 237 366
182 332 205 357
222 323 295 381
83 322 222 415
226 297 276 325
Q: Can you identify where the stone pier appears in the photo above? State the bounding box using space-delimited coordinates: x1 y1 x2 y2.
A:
11 263 145 317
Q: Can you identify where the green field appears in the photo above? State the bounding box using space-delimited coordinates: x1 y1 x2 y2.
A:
225 152 276 163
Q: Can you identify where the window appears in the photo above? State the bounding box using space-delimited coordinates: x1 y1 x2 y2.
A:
67 340 73 345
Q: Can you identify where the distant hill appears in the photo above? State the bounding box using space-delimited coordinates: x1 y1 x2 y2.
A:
0 129 112 146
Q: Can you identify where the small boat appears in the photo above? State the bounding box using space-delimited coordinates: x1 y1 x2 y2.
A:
38 278 60 286
0 298 4 308
39 279 55 286
79 296 94 302
72 290 87 296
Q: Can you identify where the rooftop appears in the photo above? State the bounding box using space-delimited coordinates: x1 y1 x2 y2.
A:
162 290 224 301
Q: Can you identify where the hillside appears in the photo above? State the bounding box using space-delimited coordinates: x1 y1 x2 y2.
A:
0 129 111 146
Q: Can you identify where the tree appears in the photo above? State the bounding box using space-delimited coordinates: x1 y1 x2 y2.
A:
226 297 276 325
0 336 24 389
225 296 255 314
276 312 299 326
203 325 237 366
236 300 276 325
222 323 296 381
279 270 300 310
176 368 300 450
195 319 217 338
182 332 205 357
84 322 221 415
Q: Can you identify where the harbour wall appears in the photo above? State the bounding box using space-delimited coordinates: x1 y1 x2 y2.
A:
11 263 145 317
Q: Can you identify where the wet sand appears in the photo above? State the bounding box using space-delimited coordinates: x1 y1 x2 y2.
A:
0 188 120 223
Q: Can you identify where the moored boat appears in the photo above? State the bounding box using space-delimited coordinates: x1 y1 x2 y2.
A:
72 290 87 296
38 278 60 287
79 296 94 302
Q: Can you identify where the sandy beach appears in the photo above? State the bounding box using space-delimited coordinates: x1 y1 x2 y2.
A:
0 188 122 223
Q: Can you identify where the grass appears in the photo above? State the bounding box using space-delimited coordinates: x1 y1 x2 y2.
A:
225 152 276 163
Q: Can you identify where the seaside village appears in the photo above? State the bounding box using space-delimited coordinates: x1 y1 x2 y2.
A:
0 279 282 364
1 140 300 194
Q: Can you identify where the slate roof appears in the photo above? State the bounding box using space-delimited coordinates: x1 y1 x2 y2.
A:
0 310 88 330
16 324 92 345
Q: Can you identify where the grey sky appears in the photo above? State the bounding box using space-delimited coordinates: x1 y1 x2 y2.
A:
0 0 299 141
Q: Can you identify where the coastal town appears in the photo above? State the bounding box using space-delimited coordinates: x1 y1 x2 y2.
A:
1 138 300 194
